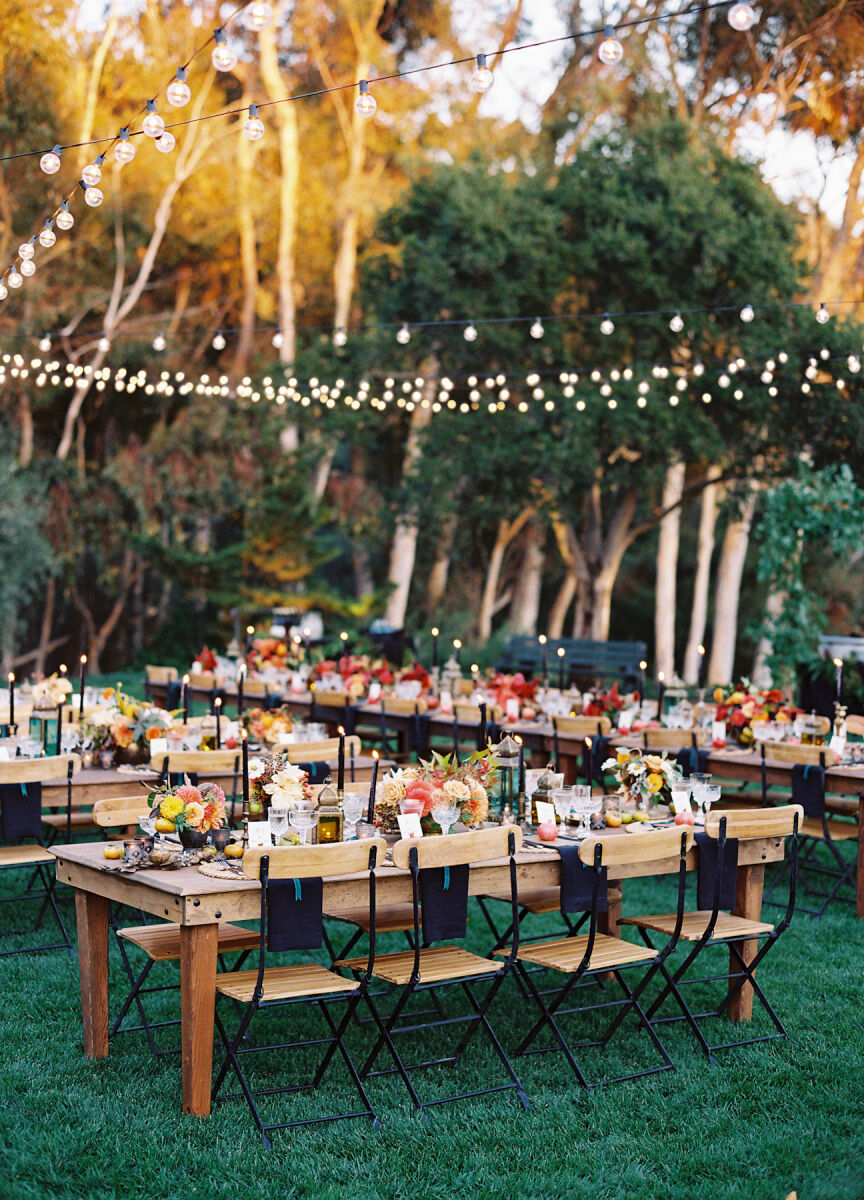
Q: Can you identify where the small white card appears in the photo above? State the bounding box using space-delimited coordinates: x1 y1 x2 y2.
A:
0 748 8 761
712 721 727 744
368 681 382 702
505 698 520 720
618 709 633 732
247 821 271 848
439 690 453 714
149 737 168 756
670 793 691 815
830 734 846 757
535 801 557 826
397 813 423 839
290 673 304 694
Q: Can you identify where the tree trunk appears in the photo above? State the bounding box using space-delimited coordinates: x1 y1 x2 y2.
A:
477 508 535 641
231 126 259 376
383 381 436 630
654 461 686 677
71 548 144 673
509 522 546 635
17 392 33 467
353 544 375 601
426 513 457 614
333 108 366 330
751 588 785 689
548 572 577 639
572 490 638 641
708 485 759 685
683 465 722 683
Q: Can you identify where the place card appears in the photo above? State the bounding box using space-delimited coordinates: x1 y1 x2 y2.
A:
712 720 727 746
368 681 382 702
535 801 557 826
148 737 168 756
439 690 453 714
618 708 633 732
0 748 8 761
397 812 423 839
505 698 520 721
246 821 271 848
830 734 846 757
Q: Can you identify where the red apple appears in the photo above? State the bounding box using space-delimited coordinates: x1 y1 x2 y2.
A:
674 810 695 826
537 820 559 841
521 706 537 721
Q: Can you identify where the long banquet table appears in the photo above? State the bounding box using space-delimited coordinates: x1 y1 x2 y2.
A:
53 827 787 1116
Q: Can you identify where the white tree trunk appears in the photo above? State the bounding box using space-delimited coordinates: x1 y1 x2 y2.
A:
751 588 785 689
708 485 759 684
231 126 259 376
477 508 534 641
426 513 457 613
683 465 722 683
548 572 577 639
654 461 686 678
509 524 546 635
383 393 435 629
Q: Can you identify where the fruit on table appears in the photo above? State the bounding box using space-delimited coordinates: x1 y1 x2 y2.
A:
537 820 559 841
103 844 123 859
154 818 176 833
249 800 263 816
674 810 695 826
604 813 623 828
620 812 634 825
224 842 244 859
633 811 649 822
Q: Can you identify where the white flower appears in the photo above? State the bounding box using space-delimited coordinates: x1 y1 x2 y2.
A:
248 757 266 780
443 779 471 800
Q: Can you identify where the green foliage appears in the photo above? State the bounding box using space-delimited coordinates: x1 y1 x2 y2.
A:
0 454 53 660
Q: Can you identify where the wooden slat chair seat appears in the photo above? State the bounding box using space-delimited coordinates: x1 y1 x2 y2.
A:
325 903 416 934
337 945 500 987
119 921 259 963
145 665 179 683
0 844 55 868
801 816 858 841
621 807 802 1064
553 715 612 737
493 826 694 1091
211 839 388 1147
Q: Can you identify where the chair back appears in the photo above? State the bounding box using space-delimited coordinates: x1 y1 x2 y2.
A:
392 825 522 870
761 740 839 767
311 689 352 708
454 702 503 723
381 697 428 716
189 671 216 690
284 736 361 763
579 826 693 868
150 749 240 777
145 665 178 684
0 754 80 784
92 795 151 829
244 838 387 880
552 715 612 737
641 727 705 749
704 805 803 841
243 679 269 698
843 713 864 738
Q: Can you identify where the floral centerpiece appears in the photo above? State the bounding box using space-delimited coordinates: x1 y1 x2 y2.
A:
712 680 798 746
583 681 638 721
248 637 300 674
311 654 398 700
75 688 173 763
30 672 73 710
602 748 681 814
373 750 496 834
192 645 219 672
485 672 541 719
246 753 313 816
149 778 227 847
242 705 294 746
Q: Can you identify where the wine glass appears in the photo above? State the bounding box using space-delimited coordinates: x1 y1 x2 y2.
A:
552 786 575 831
700 783 721 820
342 791 366 840
430 801 459 836
288 802 319 846
572 785 594 836
268 807 290 846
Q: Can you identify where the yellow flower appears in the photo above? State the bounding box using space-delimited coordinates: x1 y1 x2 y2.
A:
160 795 184 820
646 773 664 793
184 801 205 828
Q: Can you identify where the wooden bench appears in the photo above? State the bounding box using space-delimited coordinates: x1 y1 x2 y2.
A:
497 636 647 689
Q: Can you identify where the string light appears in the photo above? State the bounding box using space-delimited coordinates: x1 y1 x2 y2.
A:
115 128 136 165
212 331 226 350
81 155 105 187
333 327 348 347
463 323 478 342
669 311 684 333
600 313 615 335
38 334 51 352
40 144 62 174
55 201 73 231
211 28 238 72
245 1 273 30
271 330 283 348
83 183 104 208
38 220 56 249
470 52 494 93
727 2 757 30
153 332 166 351
244 104 265 141
20 259 35 278
598 25 623 65
396 323 411 344
167 67 191 108
142 100 165 139
816 302 830 325
97 336 111 352
18 241 34 261
155 130 176 153
6 269 21 289
355 79 377 119
530 317 544 339
739 303 755 323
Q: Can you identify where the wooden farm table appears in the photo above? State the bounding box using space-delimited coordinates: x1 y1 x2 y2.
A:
53 828 786 1116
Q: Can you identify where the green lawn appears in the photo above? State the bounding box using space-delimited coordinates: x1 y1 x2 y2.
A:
1 858 861 1200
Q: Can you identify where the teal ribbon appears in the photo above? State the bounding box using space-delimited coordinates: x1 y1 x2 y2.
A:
443 866 450 891
292 878 302 901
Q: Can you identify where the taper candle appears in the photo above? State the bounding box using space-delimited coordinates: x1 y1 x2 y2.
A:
479 700 487 748
367 750 379 824
246 625 254 654
657 671 666 719
337 725 345 792
181 674 190 723
539 635 548 684
7 672 14 728
834 657 843 703
431 627 439 669
639 660 647 705
241 730 250 845
237 661 246 717
516 736 525 794
557 646 566 690
214 696 222 748
78 655 87 724
697 644 707 689
452 638 462 665
55 700 63 755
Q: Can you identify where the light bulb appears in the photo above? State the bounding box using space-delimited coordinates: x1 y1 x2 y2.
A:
115 133 136 165
727 2 757 31
142 102 165 139
18 242 34 261
211 30 237 72
463 323 478 342
600 313 615 335
0 283 8 300
8 269 23 289
56 204 74 231
598 26 623 65
470 52 494 94
271 330 282 348
739 303 755 323
38 335 51 352
333 327 347 347
20 259 35 277
167 68 191 108
530 318 544 339
244 104 265 141
38 223 56 248
212 331 226 350
396 323 411 344
40 145 62 174
815 302 830 325
81 161 102 187
84 186 103 207
153 332 166 351
97 336 111 352
355 80 377 119
155 130 176 153
669 311 684 333
246 0 272 29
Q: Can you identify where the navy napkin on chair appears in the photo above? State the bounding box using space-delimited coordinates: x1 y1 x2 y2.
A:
267 877 324 951
791 763 825 819
164 680 182 710
296 761 331 785
406 712 430 754
419 864 470 942
558 842 608 913
0 781 43 840
676 746 710 775
695 832 738 910
582 735 611 784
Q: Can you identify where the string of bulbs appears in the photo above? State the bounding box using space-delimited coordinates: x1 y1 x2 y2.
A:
0 0 758 304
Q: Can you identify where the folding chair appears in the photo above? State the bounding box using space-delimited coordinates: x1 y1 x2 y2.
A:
498 827 692 1089
622 806 801 1063
92 796 258 1057
335 826 530 1114
211 838 387 1148
763 760 855 917
0 755 78 955
377 697 429 762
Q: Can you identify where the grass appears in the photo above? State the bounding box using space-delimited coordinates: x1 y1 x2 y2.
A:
0 856 862 1200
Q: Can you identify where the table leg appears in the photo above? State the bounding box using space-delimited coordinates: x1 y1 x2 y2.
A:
180 923 218 1117
728 862 765 1022
559 749 578 785
75 890 110 1059
856 795 864 919
599 879 622 938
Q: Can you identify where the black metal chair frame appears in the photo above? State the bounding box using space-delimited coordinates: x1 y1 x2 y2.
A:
347 832 530 1114
511 833 690 1089
636 813 800 1064
211 844 382 1149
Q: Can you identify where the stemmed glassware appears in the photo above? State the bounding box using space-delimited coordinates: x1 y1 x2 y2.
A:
430 801 459 836
288 801 319 846
572 784 594 836
342 791 366 840
268 807 290 846
700 783 721 820
552 786 575 831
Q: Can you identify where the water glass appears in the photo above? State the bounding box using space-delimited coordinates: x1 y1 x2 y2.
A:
342 791 366 840
552 786 575 828
268 807 290 845
669 780 692 816
289 806 319 846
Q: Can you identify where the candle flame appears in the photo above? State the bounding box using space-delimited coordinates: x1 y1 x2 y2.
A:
639 660 647 670
340 631 348 640
59 663 67 673
338 725 345 736
557 647 565 658
585 736 593 748
698 644 705 656
214 696 222 707
514 735 522 745
238 662 246 676
453 638 462 649
7 672 13 683
246 625 254 635
241 728 248 741
538 634 547 645
372 749 379 760
658 671 665 682
182 673 190 684
431 627 439 636
833 657 843 668
80 654 87 665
